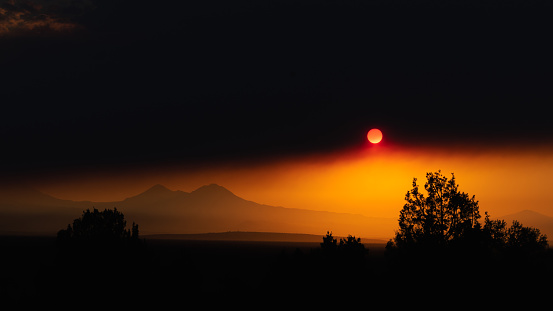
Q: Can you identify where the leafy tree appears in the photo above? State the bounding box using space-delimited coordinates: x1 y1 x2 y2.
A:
390 170 480 248
339 235 362 247
54 208 144 304
482 212 508 248
321 231 366 259
321 231 337 252
483 212 548 252
57 208 139 246
388 171 548 254
507 220 548 250
339 235 366 258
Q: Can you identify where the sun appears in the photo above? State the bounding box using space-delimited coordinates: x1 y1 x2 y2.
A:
367 129 383 144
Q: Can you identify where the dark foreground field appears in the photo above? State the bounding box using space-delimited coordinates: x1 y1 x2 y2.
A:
0 235 385 307
1 235 551 308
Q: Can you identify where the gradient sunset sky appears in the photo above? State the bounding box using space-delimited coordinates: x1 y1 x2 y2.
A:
2 0 553 221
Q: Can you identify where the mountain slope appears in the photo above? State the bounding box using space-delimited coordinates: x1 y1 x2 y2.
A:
0 184 396 238
112 184 395 238
119 184 188 211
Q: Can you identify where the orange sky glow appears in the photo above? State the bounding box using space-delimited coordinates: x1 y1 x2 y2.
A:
35 142 553 221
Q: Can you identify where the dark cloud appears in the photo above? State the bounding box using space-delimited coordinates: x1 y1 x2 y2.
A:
2 0 553 176
0 0 93 36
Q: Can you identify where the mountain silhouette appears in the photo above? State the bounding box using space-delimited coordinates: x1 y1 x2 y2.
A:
122 184 187 208
132 184 178 198
191 183 237 197
0 184 395 238
112 184 397 237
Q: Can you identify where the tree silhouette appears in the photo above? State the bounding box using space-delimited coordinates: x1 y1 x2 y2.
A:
320 231 366 260
390 170 480 248
52 208 144 305
57 208 139 247
481 212 508 249
483 212 548 252
339 235 366 259
339 235 362 248
388 171 548 254
321 231 337 252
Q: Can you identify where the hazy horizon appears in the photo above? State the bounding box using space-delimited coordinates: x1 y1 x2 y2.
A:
3 180 553 242
27 144 553 221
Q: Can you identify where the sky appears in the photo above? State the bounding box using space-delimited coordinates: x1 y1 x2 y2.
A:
2 0 553 222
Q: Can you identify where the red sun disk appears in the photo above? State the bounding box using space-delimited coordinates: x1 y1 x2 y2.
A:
367 129 383 144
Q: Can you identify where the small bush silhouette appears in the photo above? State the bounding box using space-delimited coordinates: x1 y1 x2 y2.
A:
52 208 144 305
321 231 338 252
57 208 139 248
321 231 366 259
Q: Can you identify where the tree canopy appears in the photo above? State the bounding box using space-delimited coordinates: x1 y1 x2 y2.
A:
321 231 366 259
483 212 548 252
388 171 548 252
391 171 480 248
57 208 139 247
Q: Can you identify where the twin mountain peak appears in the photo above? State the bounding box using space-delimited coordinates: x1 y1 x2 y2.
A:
126 183 240 203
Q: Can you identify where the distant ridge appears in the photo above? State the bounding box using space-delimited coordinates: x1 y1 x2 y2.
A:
143 231 388 244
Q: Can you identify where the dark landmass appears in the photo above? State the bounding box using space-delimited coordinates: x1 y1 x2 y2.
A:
144 231 388 244
0 235 385 307
2 233 551 308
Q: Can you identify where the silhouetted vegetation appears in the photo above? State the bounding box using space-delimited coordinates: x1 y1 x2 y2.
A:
387 171 548 253
57 207 139 248
321 231 366 260
3 173 553 307
44 208 145 306
483 212 548 252
320 230 338 251
388 171 481 249
384 171 551 303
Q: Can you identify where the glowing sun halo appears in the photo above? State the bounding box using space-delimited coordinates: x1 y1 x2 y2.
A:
367 129 383 144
